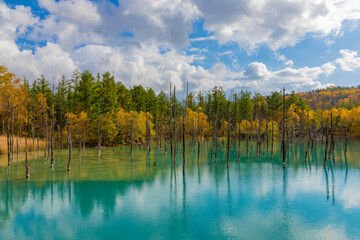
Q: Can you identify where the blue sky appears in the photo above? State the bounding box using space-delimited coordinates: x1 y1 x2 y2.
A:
1 0 360 94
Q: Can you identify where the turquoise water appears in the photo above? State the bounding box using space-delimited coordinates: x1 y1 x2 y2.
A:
1 140 360 239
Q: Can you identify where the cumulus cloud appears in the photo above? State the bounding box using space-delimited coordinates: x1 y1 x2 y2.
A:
335 49 360 71
98 0 201 48
0 2 77 80
195 0 360 50
38 0 101 26
275 53 294 67
0 3 38 41
1 0 360 95
244 62 268 79
220 61 336 93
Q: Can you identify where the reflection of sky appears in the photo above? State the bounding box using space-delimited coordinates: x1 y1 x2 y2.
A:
1 141 360 239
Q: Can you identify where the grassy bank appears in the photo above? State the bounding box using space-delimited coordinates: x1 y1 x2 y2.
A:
0 136 46 155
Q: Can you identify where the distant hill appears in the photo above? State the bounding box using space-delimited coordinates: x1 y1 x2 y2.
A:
297 86 360 110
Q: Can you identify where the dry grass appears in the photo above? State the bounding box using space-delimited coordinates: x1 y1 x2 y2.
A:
0 135 46 155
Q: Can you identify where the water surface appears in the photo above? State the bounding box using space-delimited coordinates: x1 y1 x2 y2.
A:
1 140 360 239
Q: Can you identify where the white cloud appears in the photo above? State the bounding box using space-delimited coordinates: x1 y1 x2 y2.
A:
244 62 268 79
195 0 360 50
275 53 294 67
219 62 335 93
72 43 213 92
0 3 38 41
0 2 77 80
35 42 77 79
190 36 216 42
335 49 360 71
38 0 101 26
98 0 201 48
2 0 360 95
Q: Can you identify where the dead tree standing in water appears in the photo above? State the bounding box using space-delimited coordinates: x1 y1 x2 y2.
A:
323 126 329 166
148 114 151 153
304 124 311 163
271 122 274 160
169 83 173 162
67 113 72 171
97 104 101 155
50 85 55 168
344 129 348 156
246 117 249 159
173 86 177 163
226 102 231 168
7 95 11 166
183 82 188 174
282 87 286 169
328 112 335 159
197 106 200 164
214 87 219 162
237 118 241 162
24 91 29 178
131 117 134 155
266 106 269 153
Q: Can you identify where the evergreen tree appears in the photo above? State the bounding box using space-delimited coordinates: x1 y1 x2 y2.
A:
101 71 118 113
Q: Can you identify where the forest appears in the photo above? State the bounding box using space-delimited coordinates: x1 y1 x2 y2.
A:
1 65 360 164
298 86 360 110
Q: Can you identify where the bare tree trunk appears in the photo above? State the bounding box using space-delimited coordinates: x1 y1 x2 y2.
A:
282 87 286 169
156 114 159 149
227 105 230 168
58 125 61 149
169 83 173 162
67 114 72 171
11 106 14 161
25 95 29 178
148 115 151 153
340 116 343 143
50 94 55 168
183 84 188 174
83 121 86 153
37 135 39 157
182 114 186 174
257 114 261 157
7 105 11 166
191 119 195 147
44 113 48 161
214 88 219 162
160 114 163 151
328 112 334 159
237 120 241 162
208 107 211 143
246 121 249 159
25 123 29 179
271 122 274 159
173 86 176 163
43 102 47 160
17 110 20 161
131 117 134 155
78 127 81 154
305 125 310 163
323 126 329 166
31 101 35 153
97 104 101 155
344 130 348 156
197 107 200 164
16 131 19 161
266 107 269 153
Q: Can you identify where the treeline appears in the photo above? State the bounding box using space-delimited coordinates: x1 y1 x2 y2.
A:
298 86 360 110
1 65 360 162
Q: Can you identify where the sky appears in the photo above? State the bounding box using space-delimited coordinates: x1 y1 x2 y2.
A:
1 0 360 95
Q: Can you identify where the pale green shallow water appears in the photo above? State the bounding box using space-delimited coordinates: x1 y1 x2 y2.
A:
0 140 360 240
